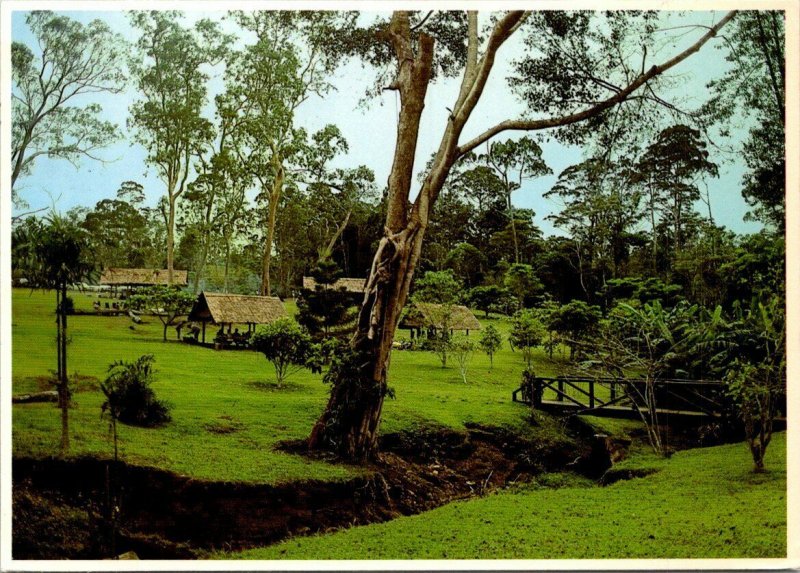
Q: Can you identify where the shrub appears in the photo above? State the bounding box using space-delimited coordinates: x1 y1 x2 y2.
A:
451 335 475 383
478 324 503 368
509 309 546 367
251 318 315 386
101 355 171 429
721 296 785 472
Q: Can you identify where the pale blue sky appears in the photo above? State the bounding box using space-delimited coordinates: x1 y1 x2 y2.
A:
9 9 763 236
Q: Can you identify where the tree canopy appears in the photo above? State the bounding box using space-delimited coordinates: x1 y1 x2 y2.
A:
11 11 126 204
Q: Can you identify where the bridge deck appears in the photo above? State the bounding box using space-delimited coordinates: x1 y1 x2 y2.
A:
535 399 716 419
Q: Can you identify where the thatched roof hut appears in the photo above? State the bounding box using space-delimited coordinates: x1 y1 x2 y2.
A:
400 302 481 333
100 268 188 287
302 276 365 294
188 292 287 326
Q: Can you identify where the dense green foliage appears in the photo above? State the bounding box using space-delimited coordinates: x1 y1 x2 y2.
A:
296 259 359 338
251 318 315 387
101 354 171 428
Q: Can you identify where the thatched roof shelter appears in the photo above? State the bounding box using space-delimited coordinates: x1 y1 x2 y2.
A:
400 302 481 332
302 276 365 294
188 292 287 326
100 268 188 286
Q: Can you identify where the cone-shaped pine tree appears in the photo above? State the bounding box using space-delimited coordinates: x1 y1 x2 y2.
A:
297 258 360 339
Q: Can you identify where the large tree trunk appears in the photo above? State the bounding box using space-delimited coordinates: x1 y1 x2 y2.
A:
649 184 659 274
193 198 215 295
507 192 520 264
308 225 426 459
307 9 733 462
223 240 231 293
308 13 436 460
194 235 210 295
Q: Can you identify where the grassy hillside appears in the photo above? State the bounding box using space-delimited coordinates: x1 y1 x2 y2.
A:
220 432 787 559
12 288 787 560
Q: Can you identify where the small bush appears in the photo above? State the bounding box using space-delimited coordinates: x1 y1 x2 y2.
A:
478 324 503 368
101 355 171 427
251 318 315 386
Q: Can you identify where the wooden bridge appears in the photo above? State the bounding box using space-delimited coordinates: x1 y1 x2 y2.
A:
513 375 729 420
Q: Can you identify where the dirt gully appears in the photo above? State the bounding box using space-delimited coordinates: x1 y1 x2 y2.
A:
13 421 627 559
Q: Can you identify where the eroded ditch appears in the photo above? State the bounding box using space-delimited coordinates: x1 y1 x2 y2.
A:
12 421 632 559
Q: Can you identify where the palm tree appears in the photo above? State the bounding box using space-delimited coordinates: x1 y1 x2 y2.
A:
24 213 96 453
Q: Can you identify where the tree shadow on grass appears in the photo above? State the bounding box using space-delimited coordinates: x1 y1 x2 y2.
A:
247 380 303 392
26 373 99 393
204 415 245 435
743 464 785 486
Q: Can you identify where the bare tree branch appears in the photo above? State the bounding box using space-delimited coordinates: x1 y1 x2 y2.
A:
456 11 736 157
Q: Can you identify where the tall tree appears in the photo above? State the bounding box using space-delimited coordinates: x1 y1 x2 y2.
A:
481 137 551 263
703 11 785 229
23 215 96 453
637 125 718 260
308 10 736 461
181 140 251 294
128 11 229 284
546 157 643 299
228 11 356 296
11 11 126 205
80 181 162 269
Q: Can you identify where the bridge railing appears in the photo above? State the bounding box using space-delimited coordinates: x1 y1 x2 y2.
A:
513 375 730 417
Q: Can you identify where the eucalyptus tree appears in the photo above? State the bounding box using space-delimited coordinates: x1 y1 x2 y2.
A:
181 142 252 294
128 11 230 284
308 10 736 460
293 137 378 261
11 11 126 204
227 11 357 296
271 164 378 294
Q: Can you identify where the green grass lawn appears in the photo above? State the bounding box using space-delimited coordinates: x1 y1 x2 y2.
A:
218 432 787 559
12 288 787 559
12 288 548 483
